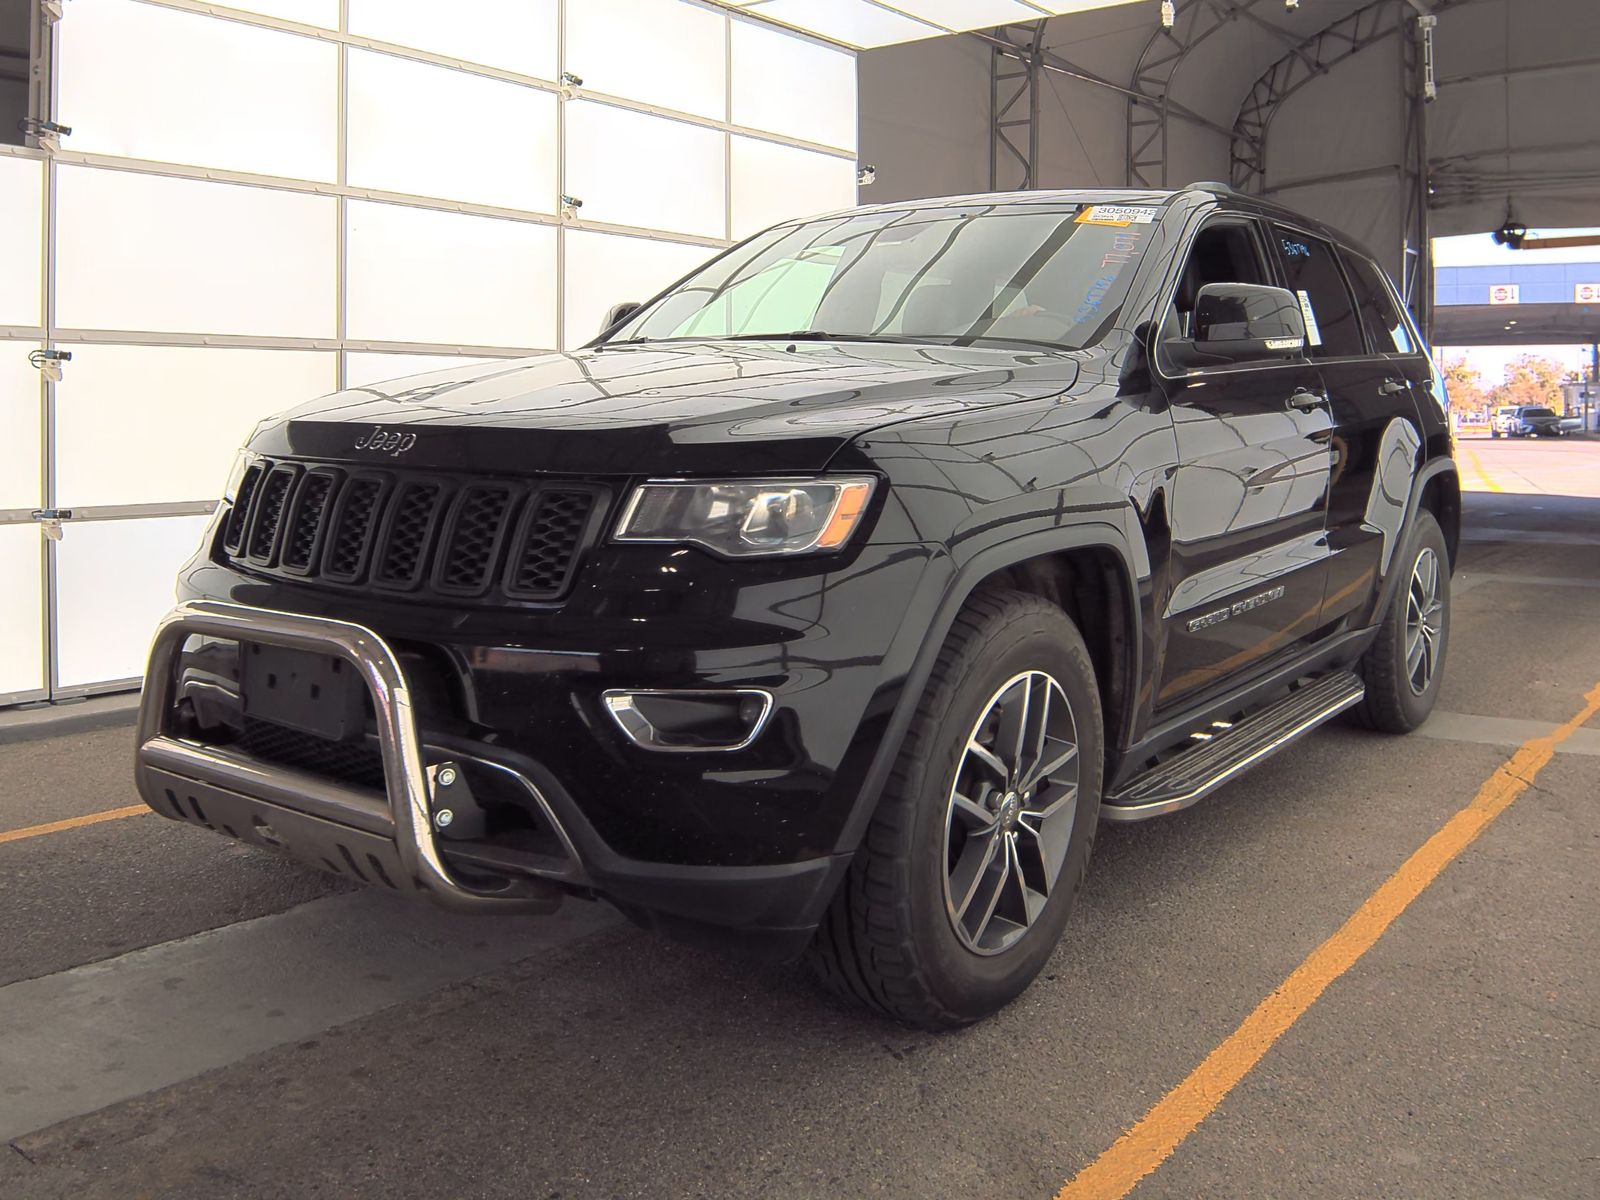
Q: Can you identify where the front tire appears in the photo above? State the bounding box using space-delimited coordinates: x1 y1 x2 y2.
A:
808 589 1103 1028
1351 509 1450 733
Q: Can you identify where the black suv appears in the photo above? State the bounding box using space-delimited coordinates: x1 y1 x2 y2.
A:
137 186 1458 1027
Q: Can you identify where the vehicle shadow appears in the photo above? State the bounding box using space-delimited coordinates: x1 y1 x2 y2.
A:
13 722 1497 1200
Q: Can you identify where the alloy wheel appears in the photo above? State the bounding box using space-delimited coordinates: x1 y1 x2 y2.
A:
1404 546 1445 695
942 670 1080 955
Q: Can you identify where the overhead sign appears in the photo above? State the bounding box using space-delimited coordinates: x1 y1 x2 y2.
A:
1577 283 1600 304
1488 284 1520 305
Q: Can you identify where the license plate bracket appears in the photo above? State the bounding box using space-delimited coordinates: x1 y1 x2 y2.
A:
240 642 367 741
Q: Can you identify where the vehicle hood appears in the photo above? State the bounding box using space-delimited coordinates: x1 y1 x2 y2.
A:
252 341 1080 475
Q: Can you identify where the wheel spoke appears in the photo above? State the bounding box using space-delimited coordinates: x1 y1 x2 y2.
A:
1405 628 1425 678
966 739 1010 782
1004 834 1040 926
950 791 995 831
1021 741 1076 794
949 827 1003 922
1021 780 1077 822
993 678 1029 781
967 839 1011 944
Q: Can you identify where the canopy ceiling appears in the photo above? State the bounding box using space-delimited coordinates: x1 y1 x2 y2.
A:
859 0 1600 301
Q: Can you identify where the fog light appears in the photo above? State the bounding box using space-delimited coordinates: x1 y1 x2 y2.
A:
602 689 774 753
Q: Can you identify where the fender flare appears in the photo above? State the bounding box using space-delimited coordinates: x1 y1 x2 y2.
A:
831 519 1147 857
1371 455 1460 619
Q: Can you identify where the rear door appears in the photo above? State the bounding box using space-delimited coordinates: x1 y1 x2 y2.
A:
1153 214 1334 710
1270 229 1425 632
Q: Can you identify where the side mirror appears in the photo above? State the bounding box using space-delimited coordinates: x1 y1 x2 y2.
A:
600 301 642 337
1166 283 1307 368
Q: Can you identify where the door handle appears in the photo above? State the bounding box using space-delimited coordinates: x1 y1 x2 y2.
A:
1379 379 1410 395
1287 388 1327 412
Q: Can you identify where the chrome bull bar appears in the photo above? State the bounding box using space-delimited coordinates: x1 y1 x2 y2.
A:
136 599 561 914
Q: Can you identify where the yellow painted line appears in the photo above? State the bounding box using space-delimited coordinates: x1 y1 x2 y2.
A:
1055 679 1600 1200
1461 445 1504 493
0 804 150 846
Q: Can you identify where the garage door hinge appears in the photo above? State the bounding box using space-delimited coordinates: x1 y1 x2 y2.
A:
30 509 72 541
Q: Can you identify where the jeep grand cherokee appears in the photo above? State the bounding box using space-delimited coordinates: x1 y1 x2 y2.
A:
135 185 1458 1027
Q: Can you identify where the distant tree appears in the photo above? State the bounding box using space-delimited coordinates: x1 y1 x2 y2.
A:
1491 354 1568 412
1439 355 1489 414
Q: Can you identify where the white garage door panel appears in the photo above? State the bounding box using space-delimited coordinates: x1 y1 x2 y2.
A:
0 526 45 699
0 157 43 328
59 0 338 182
564 231 712 349
55 346 335 508
566 0 727 120
731 137 858 239
346 51 557 213
230 0 338 27
0 347 42 512
345 201 556 348
344 352 505 389
566 102 727 241
55 166 337 337
55 514 213 688
348 0 558 81
732 20 858 151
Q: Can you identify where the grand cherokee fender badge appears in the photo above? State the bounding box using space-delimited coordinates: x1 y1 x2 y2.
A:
1186 585 1286 632
354 426 417 457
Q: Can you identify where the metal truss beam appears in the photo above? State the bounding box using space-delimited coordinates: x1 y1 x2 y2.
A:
1125 0 1277 189
1229 0 1401 194
988 23 1047 190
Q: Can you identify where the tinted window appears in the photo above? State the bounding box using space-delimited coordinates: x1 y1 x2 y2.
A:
1160 220 1269 344
1341 251 1415 354
1270 226 1364 359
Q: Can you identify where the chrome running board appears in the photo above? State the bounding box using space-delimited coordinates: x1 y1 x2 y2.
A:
1102 671 1366 822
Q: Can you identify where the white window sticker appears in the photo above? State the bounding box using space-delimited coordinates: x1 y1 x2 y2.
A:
1296 289 1323 347
1076 205 1158 228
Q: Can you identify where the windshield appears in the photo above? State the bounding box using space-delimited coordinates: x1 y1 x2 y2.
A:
1522 408 1557 418
602 202 1160 352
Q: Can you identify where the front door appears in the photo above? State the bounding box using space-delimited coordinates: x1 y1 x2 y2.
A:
1152 217 1334 710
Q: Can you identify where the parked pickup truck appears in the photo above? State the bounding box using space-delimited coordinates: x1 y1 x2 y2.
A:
136 184 1458 1027
1495 405 1566 437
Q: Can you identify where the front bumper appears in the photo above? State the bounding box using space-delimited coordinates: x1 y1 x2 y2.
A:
137 599 854 953
138 600 564 913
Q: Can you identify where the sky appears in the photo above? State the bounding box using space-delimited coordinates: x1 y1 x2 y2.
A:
1432 229 1600 385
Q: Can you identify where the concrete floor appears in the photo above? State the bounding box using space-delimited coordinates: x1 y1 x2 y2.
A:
1 438 1596 1199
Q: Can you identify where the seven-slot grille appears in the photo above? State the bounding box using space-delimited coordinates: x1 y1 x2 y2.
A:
222 459 602 603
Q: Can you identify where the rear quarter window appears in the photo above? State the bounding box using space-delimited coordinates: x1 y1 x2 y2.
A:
1340 251 1415 354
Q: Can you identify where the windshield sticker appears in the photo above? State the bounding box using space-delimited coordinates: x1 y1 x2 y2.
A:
1070 225 1150 326
1076 205 1159 228
1296 289 1323 346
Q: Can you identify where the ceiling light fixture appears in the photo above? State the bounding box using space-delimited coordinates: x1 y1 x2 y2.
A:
1161 0 1176 29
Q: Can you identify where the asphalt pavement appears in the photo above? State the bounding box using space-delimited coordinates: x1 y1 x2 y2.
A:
1 437 1596 1199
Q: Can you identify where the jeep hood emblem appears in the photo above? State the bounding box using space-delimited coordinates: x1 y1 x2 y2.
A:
354 426 417 457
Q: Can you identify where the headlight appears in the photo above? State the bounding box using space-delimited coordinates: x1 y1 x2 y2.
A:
614 477 876 558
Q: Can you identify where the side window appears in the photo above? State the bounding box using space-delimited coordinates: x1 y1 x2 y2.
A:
1340 251 1416 355
1270 226 1364 359
1160 220 1269 344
